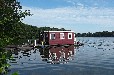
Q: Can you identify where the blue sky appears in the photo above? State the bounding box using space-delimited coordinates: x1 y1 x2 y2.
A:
19 0 114 33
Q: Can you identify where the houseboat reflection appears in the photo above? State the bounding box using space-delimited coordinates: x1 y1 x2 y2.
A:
8 45 75 64
39 45 74 64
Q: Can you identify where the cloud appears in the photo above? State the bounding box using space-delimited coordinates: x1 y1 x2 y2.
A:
21 6 114 32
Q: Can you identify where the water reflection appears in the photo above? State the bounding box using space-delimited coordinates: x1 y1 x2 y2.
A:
8 48 38 64
39 45 74 64
8 45 74 65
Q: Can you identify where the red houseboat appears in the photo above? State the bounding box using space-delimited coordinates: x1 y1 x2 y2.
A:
39 31 75 46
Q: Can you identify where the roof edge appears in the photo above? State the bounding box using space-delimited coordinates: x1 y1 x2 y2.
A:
44 31 74 32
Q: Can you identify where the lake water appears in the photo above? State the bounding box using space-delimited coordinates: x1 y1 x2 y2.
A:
8 37 114 75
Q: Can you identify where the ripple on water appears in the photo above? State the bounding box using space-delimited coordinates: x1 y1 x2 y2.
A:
8 37 114 75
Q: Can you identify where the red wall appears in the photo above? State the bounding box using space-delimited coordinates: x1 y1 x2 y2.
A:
48 32 74 45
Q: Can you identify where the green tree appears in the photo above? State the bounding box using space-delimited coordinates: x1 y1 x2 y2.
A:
0 0 31 42
0 0 31 74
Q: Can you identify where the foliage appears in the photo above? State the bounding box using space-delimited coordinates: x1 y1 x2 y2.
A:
0 0 31 74
76 31 114 37
12 72 19 75
0 0 31 41
0 48 12 74
3 23 71 40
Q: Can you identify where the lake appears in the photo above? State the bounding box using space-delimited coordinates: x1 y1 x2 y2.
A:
8 37 114 75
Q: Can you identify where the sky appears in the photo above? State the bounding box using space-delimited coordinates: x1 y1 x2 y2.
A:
18 0 114 33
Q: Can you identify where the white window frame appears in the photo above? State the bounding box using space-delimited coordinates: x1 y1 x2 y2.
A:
60 33 65 39
68 33 72 39
50 33 55 40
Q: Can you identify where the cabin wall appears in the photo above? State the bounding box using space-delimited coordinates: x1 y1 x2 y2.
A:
48 32 74 45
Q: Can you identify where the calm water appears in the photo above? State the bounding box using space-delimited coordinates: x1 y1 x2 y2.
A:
8 37 114 75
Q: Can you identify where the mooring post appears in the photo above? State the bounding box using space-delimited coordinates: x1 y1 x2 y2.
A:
28 39 30 43
34 40 37 47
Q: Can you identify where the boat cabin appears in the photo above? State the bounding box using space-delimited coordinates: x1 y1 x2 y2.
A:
39 31 75 45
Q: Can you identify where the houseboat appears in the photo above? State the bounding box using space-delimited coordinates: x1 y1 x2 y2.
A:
39 31 75 46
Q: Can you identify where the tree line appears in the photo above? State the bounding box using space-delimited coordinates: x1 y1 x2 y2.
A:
76 31 114 37
0 22 70 43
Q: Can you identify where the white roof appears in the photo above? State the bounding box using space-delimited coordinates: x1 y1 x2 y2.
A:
44 31 74 32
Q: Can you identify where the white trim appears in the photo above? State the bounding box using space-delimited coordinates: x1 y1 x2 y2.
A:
50 33 55 40
68 33 72 39
44 31 74 32
50 34 51 40
74 34 76 41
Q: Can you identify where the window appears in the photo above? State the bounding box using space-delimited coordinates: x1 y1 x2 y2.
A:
50 33 55 40
68 33 72 39
69 34 71 38
60 33 65 39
